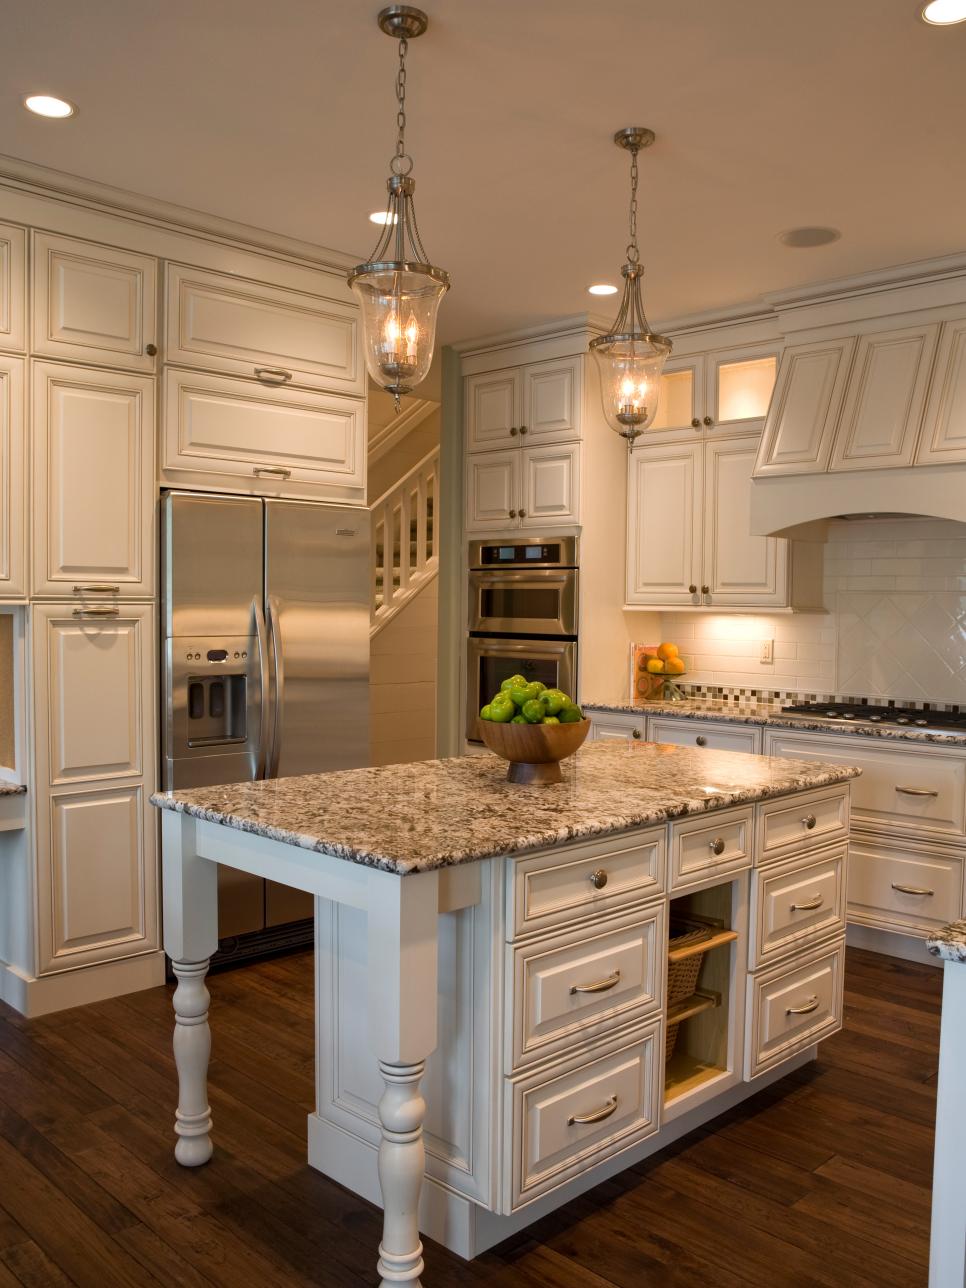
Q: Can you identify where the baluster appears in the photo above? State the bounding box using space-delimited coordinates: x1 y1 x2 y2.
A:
415 471 428 577
399 489 411 595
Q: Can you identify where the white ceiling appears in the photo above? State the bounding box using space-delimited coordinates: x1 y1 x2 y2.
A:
4 0 965 343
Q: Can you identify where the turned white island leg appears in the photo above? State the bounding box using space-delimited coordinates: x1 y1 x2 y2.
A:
160 813 219 1169
367 868 439 1287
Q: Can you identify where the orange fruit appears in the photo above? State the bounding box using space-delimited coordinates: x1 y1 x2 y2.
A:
656 642 679 661
665 656 686 674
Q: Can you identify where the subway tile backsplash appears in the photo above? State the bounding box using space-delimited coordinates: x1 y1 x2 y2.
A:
660 518 966 704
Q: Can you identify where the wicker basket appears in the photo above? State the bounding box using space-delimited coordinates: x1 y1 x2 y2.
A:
665 917 715 1063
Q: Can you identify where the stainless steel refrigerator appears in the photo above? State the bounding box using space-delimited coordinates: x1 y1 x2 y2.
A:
161 491 369 963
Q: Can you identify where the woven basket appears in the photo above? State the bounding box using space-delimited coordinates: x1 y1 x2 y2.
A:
665 918 715 1064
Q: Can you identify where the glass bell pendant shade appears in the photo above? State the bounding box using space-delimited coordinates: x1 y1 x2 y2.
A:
351 265 447 400
590 264 671 441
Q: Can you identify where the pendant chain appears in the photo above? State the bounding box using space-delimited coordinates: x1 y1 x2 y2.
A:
626 146 640 265
391 35 413 175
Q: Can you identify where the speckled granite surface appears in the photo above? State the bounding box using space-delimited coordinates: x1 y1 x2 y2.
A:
583 698 966 746
151 741 859 876
0 783 26 795
927 921 966 964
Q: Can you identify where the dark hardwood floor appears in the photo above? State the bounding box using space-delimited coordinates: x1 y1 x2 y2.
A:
0 945 940 1287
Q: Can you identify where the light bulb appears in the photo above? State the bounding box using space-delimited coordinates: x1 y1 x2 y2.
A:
404 313 419 359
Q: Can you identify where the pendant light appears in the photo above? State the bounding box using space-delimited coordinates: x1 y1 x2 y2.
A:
589 127 672 443
349 6 450 410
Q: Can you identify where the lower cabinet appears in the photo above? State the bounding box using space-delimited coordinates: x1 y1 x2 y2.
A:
589 711 645 742
649 716 762 755
847 833 963 937
745 937 845 1079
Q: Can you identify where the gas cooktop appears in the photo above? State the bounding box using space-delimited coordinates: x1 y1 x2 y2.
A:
779 702 966 733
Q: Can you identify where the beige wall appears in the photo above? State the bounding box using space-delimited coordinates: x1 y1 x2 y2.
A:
370 579 438 766
0 615 14 769
368 406 441 502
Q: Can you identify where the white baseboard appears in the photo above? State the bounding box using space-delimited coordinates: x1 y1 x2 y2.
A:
0 950 166 1017
846 923 940 968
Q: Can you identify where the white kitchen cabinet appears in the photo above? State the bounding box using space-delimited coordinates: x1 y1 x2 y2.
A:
626 442 703 606
703 437 787 606
916 314 966 465
31 362 155 598
164 263 363 395
466 357 580 452
466 449 520 529
643 344 778 441
589 711 646 742
466 367 523 451
646 354 705 436
0 221 26 352
160 367 365 502
754 337 856 476
31 232 158 372
0 356 26 599
466 444 578 531
648 717 762 755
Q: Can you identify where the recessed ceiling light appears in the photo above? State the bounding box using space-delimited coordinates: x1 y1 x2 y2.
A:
369 211 398 225
588 283 618 296
23 94 75 119
778 226 842 249
921 0 966 24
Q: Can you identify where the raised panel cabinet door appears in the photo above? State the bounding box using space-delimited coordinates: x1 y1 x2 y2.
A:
521 444 579 527
829 323 940 471
37 781 158 973
466 448 520 530
32 603 154 785
161 368 365 501
754 338 856 476
465 368 522 451
916 316 966 465
0 356 26 598
645 355 705 437
0 221 26 352
626 443 702 606
32 362 155 597
31 232 158 371
165 263 363 395
523 356 580 443
704 437 787 606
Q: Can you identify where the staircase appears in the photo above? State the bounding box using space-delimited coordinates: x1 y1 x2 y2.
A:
371 446 439 636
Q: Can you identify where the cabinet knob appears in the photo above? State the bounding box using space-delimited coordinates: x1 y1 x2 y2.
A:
145 342 158 357
689 584 697 594
703 416 713 426
709 837 726 856
508 509 517 518
701 585 709 595
695 735 707 747
519 508 527 518
510 426 518 436
691 418 701 429
589 868 608 890
803 813 817 830
632 728 642 739
519 425 528 435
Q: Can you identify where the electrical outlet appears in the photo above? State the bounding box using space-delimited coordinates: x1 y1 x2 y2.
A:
760 638 774 664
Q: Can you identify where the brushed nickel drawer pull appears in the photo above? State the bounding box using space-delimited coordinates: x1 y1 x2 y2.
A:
570 969 621 997
72 584 119 594
790 894 824 912
254 366 293 384
709 837 726 856
589 868 608 890
253 466 293 479
695 735 707 746
72 607 119 618
895 786 939 797
891 882 934 897
802 813 817 829
786 995 819 1016
631 728 642 739
568 1095 618 1127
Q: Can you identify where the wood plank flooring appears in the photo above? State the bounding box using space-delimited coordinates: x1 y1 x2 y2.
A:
0 946 940 1287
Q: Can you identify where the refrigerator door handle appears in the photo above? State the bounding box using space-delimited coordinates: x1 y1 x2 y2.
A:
252 597 271 780
267 594 285 778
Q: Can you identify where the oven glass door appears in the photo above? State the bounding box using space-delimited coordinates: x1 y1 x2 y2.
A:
467 637 576 741
468 570 577 636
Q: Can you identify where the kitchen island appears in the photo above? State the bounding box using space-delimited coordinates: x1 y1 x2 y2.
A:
153 741 859 1286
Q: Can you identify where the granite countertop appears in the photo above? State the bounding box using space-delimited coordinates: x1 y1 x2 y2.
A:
927 922 966 964
582 698 966 746
151 740 859 876
0 783 27 796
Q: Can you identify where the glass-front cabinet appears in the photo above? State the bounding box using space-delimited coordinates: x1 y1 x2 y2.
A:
644 343 780 441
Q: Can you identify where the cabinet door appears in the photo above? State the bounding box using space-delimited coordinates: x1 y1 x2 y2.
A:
161 368 365 502
466 449 520 530
523 357 580 444
754 338 855 476
0 221 26 352
704 437 787 606
521 444 579 528
31 232 158 372
0 356 25 599
829 323 939 472
626 443 702 606
32 362 155 597
165 263 363 395
706 346 779 435
465 368 522 451
916 315 966 465
32 604 154 785
645 355 705 438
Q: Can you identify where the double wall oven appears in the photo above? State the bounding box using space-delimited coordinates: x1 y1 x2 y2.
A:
466 537 578 742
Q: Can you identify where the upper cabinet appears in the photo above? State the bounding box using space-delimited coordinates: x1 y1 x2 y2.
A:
0 355 26 599
466 357 580 452
916 315 966 465
0 222 26 353
465 442 579 532
31 232 158 372
164 264 363 396
644 344 778 440
754 338 855 475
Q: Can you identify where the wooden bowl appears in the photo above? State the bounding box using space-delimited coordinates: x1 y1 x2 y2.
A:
477 717 591 785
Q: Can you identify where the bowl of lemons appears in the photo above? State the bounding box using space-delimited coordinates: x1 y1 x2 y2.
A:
478 678 590 784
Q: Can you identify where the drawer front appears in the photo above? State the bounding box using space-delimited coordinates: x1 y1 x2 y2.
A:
165 264 363 395
507 1021 660 1209
648 718 761 755
746 939 844 1078
848 837 963 936
763 731 966 840
670 806 752 890
509 904 664 1070
508 829 665 938
590 713 645 742
751 844 846 967
757 786 850 864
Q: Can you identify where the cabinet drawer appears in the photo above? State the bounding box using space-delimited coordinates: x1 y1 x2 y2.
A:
508 828 665 938
648 718 761 755
506 1020 660 1209
746 939 844 1078
165 264 363 395
757 785 850 865
670 806 752 890
847 837 963 937
508 904 664 1070
750 844 846 968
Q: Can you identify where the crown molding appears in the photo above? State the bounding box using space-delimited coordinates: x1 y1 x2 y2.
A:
763 250 966 314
